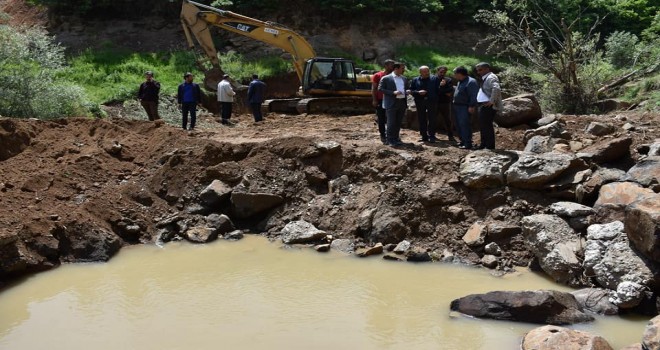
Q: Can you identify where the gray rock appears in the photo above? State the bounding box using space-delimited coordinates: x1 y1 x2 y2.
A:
522 325 614 350
231 192 284 219
623 122 636 131
281 220 327 244
450 290 594 325
568 217 591 231
586 122 615 136
462 222 486 247
205 214 235 235
496 93 542 127
550 202 595 218
459 150 515 189
383 253 404 261
582 167 627 197
523 121 564 143
537 115 557 127
625 156 660 187
610 281 646 309
506 152 586 189
625 197 660 263
650 140 660 157
446 206 464 222
481 255 498 268
579 136 633 164
184 227 218 244
583 221 655 308
368 207 409 244
314 244 330 252
393 240 411 254
199 180 232 206
406 249 432 262
571 288 619 315
330 239 354 253
643 315 660 350
521 214 583 286
487 222 522 241
525 136 558 154
484 242 502 256
224 230 244 241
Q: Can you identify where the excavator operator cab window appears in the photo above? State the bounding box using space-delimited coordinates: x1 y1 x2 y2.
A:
307 60 357 92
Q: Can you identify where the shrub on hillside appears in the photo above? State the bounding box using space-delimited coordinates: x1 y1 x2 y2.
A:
0 24 91 119
604 31 640 69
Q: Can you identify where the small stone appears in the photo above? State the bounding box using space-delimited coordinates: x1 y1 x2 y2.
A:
484 242 502 256
463 222 486 247
481 255 498 268
224 230 244 241
314 244 330 252
281 220 326 244
49 214 60 221
357 243 384 257
393 240 411 254
446 206 464 221
550 202 595 218
383 253 403 261
330 239 354 253
623 123 636 131
586 121 615 136
406 249 432 262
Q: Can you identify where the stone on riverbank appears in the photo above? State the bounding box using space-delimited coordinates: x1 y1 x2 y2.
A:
459 150 515 189
231 192 284 219
357 243 383 257
522 325 613 350
450 290 594 325
198 179 232 206
625 198 660 263
506 152 586 190
281 220 326 244
329 239 354 253
570 288 619 315
643 315 660 350
184 226 217 243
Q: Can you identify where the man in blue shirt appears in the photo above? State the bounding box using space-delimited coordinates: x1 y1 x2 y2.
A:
452 66 479 149
177 72 202 131
247 74 267 122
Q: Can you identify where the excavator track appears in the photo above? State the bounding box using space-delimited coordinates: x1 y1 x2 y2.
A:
295 97 374 115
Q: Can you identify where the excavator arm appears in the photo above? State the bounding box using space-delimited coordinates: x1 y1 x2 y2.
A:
180 0 316 83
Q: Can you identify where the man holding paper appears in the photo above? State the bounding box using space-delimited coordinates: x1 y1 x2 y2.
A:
475 62 502 150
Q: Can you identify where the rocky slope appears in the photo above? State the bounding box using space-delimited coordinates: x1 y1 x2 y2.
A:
0 111 658 315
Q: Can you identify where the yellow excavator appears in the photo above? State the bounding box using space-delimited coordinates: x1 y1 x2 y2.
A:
180 0 374 114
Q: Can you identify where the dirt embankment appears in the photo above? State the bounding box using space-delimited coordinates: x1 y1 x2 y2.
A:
0 112 657 288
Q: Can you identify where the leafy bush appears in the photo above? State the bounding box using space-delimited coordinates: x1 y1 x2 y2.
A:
604 31 639 69
0 24 90 119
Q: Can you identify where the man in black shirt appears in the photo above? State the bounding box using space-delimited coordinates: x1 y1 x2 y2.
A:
409 66 440 142
436 66 456 143
138 71 161 121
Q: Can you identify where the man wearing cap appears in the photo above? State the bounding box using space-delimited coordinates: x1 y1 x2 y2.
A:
247 74 267 122
177 72 201 131
218 74 236 125
138 71 161 121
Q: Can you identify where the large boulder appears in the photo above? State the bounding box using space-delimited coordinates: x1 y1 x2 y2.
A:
230 192 284 219
522 325 614 350
570 288 618 315
506 152 586 190
594 182 656 220
525 135 560 154
205 214 235 236
459 150 515 189
579 136 632 164
585 122 615 136
521 214 584 286
644 315 660 350
583 221 656 309
524 121 565 143
625 197 660 263
198 180 232 206
54 221 121 262
281 220 327 244
367 207 410 244
449 290 594 325
625 156 660 187
496 93 542 127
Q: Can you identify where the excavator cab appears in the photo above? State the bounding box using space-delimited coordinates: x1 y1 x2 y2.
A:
302 58 359 96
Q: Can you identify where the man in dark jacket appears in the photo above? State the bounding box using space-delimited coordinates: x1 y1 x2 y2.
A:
378 62 409 147
138 71 161 121
452 66 479 149
409 65 439 142
177 72 202 131
436 66 456 143
247 74 267 122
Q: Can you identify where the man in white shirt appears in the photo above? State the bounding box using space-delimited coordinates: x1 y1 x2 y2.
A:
217 74 236 125
475 62 502 149
377 63 409 146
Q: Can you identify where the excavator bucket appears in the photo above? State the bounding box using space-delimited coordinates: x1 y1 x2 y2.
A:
203 68 224 91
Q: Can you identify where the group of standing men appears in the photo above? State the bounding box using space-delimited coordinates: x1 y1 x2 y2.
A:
372 60 502 149
138 71 267 131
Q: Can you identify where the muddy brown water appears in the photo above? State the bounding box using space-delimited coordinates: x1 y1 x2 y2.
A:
0 236 647 349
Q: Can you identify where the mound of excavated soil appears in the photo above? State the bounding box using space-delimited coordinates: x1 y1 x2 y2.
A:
0 111 657 286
